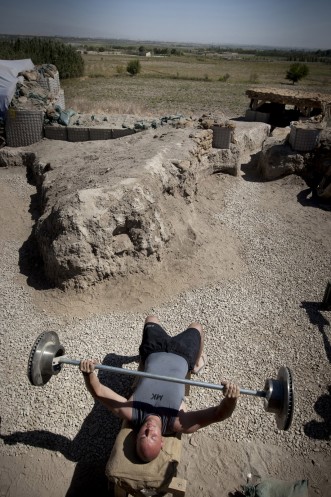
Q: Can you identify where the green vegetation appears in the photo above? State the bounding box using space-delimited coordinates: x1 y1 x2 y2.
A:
0 37 84 78
219 73 230 82
1 35 327 117
286 63 309 84
127 59 141 76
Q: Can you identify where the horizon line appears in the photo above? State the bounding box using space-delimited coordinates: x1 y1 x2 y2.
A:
0 33 330 52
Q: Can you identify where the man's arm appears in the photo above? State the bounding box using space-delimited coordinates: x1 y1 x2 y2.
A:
174 381 239 434
80 359 132 420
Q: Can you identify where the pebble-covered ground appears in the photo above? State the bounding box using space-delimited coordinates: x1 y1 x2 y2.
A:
0 160 330 494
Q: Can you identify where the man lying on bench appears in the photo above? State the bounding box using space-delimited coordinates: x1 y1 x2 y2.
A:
79 315 240 462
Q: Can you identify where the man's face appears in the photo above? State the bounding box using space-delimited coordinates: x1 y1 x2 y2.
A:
136 416 163 462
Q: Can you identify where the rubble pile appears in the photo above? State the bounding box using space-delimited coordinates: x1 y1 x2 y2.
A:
10 63 64 114
46 111 200 134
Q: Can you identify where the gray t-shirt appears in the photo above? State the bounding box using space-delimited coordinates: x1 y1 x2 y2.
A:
131 352 188 434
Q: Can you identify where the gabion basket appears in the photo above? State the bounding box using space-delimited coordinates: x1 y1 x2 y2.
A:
55 89 65 110
245 109 270 124
212 125 232 149
5 109 44 147
112 128 135 139
37 71 61 96
89 128 112 140
67 127 90 142
289 126 321 152
44 125 68 141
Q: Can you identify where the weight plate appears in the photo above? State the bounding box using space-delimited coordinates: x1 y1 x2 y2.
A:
275 366 294 431
27 331 65 386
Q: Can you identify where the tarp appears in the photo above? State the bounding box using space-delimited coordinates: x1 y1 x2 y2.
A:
0 59 34 113
0 59 34 74
0 64 19 113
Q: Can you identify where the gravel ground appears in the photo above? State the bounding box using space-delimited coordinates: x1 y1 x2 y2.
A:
0 163 330 487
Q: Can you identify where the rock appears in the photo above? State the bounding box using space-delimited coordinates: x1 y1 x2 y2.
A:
208 146 241 176
29 128 212 289
257 137 307 181
0 148 36 168
271 126 290 141
232 121 271 165
19 70 38 82
112 233 134 255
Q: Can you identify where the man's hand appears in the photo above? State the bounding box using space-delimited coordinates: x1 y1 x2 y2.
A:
79 359 98 375
174 380 240 433
78 358 132 420
221 380 240 400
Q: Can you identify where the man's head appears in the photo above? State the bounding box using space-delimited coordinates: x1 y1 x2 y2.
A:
136 415 164 462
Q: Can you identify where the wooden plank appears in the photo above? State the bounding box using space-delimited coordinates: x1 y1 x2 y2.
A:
167 477 187 497
245 87 331 109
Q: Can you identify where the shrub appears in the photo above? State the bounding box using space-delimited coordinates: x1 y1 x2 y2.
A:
219 73 230 82
127 59 141 75
286 63 309 84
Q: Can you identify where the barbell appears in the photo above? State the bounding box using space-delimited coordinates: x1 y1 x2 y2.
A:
27 331 294 431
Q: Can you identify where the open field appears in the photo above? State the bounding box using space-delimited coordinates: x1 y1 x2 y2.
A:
61 52 331 116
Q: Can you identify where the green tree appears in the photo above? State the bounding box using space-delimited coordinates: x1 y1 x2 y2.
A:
0 37 84 78
286 63 309 84
127 59 141 75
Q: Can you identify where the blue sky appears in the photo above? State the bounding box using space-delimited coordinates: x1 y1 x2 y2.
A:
2 0 331 49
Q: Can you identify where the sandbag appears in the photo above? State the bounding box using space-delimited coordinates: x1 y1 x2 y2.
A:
55 106 76 126
244 478 309 497
105 421 182 494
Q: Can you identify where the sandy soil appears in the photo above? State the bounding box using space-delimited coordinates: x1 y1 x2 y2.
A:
0 145 330 497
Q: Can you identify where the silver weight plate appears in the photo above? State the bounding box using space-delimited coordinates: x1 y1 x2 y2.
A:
27 331 65 386
275 366 294 431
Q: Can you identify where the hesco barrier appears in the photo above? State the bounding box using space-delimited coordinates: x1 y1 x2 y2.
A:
289 125 322 152
212 125 233 149
44 126 136 142
245 109 270 124
5 109 44 147
55 89 65 110
37 70 61 96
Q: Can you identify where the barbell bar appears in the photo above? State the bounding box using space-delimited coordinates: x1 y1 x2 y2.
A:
27 331 294 431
